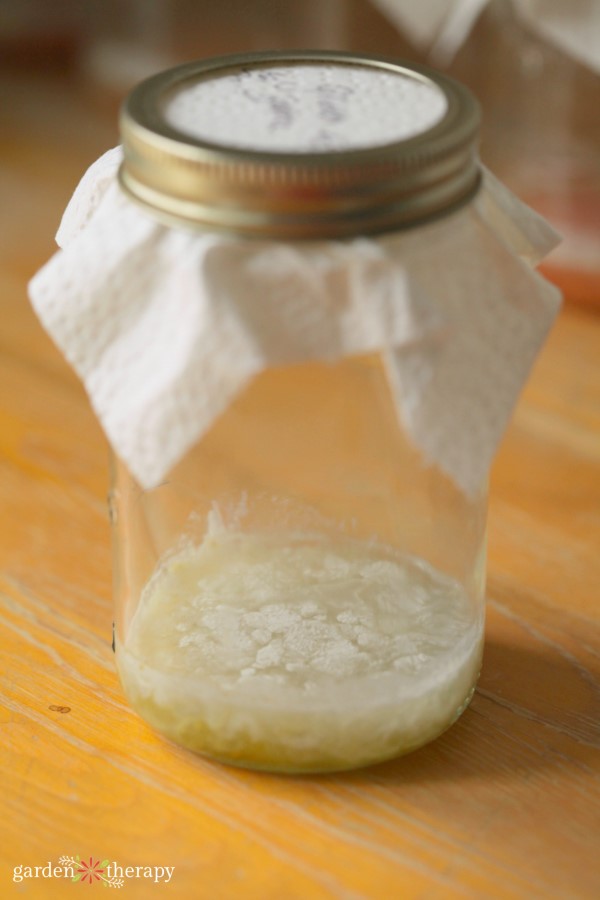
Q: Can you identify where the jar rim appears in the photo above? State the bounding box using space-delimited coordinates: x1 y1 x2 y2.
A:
119 49 482 239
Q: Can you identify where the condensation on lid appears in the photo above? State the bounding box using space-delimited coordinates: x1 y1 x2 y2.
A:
163 63 449 153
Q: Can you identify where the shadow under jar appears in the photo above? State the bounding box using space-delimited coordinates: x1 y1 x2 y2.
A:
111 51 488 773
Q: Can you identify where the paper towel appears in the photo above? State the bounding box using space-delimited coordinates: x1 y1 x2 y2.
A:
28 145 561 495
370 0 600 71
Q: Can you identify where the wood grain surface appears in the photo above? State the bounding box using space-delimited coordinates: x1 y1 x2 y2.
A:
1 64 599 900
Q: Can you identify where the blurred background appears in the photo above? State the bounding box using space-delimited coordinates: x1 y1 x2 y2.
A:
0 0 599 306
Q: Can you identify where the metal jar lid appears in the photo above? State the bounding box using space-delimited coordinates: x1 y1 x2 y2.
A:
119 50 481 239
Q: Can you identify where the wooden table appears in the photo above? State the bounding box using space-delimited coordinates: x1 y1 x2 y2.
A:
1 65 599 900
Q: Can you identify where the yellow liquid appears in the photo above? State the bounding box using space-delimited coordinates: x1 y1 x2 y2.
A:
117 529 483 772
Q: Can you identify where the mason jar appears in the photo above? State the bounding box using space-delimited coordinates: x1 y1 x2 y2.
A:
109 50 490 773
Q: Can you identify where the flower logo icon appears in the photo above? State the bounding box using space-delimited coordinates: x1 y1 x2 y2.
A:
75 858 107 884
58 855 123 887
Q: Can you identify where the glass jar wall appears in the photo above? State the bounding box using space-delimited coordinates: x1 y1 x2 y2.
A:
111 352 487 773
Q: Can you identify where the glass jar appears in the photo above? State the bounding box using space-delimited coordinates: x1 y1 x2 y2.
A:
110 51 488 773
111 355 487 772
